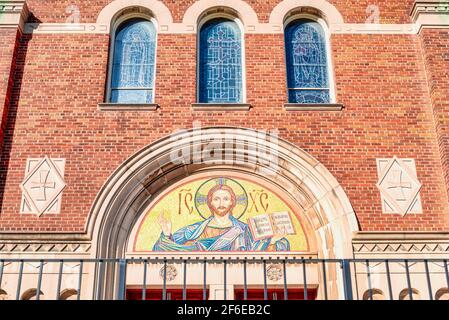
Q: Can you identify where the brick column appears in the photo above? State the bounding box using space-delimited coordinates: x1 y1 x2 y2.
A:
0 1 28 153
412 1 449 198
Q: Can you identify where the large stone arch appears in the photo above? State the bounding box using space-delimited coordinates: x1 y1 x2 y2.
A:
87 127 359 298
88 127 358 258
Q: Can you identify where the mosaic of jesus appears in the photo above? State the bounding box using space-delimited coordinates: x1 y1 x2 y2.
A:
133 177 309 252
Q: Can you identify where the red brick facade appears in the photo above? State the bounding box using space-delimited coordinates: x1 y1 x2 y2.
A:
0 0 449 234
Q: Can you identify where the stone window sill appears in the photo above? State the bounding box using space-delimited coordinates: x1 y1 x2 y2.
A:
98 103 159 111
191 103 252 111
284 103 344 111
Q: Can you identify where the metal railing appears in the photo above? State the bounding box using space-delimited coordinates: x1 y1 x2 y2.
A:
0 258 448 300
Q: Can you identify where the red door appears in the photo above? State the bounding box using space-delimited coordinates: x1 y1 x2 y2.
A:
234 288 317 300
126 288 208 300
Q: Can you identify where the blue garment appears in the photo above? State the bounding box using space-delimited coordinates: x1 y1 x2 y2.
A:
153 216 290 252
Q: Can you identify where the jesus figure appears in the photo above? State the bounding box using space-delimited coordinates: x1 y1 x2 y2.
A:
153 184 290 252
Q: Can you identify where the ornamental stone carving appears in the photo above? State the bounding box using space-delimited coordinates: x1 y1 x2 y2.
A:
266 264 283 282
20 157 66 216
159 264 178 282
376 157 422 216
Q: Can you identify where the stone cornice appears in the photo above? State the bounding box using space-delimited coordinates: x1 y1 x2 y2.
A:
411 1 449 31
0 0 29 31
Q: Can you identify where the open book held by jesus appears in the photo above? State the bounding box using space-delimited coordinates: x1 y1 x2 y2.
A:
248 211 296 241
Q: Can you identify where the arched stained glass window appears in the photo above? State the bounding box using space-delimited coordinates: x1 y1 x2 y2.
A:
285 19 330 104
199 18 243 103
110 19 156 104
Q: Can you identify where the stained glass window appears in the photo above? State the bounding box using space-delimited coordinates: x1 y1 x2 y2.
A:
110 19 156 104
199 18 243 103
285 19 330 104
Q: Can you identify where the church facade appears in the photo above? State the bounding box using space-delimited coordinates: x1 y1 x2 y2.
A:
0 0 449 300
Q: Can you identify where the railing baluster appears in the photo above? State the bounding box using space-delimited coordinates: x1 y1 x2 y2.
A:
385 260 393 301
183 260 187 300
283 259 288 301
96 260 104 301
16 260 24 300
341 259 353 300
263 260 268 301
56 260 63 300
117 259 127 300
424 260 433 300
142 259 148 300
321 260 328 300
77 261 83 301
444 260 449 290
36 260 44 301
365 260 372 301
0 260 4 290
162 259 167 301
203 260 207 301
223 260 227 301
405 260 413 301
243 259 248 301
0 257 446 301
302 258 308 301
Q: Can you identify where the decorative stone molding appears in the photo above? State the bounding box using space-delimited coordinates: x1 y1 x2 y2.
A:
182 0 259 33
266 264 283 282
20 157 66 216
376 157 422 216
21 0 418 35
191 103 252 111
0 242 91 253
96 0 173 33
0 0 29 31
411 1 449 32
269 0 344 26
352 232 449 255
98 103 159 111
159 264 177 282
284 103 344 111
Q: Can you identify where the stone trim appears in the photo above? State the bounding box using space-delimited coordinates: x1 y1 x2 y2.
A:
352 232 449 254
0 0 29 31
22 22 420 35
98 103 159 111
269 0 344 26
284 103 344 111
191 103 252 111
0 242 91 253
96 0 174 31
17 0 424 35
411 1 449 32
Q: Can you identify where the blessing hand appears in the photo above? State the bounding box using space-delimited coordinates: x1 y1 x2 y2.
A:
158 211 172 237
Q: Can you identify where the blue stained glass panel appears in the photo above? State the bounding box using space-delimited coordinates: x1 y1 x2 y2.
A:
110 19 156 103
285 19 330 104
199 19 243 103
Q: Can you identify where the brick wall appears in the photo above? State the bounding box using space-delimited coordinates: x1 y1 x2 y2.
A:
419 29 449 201
0 29 20 155
0 1 448 233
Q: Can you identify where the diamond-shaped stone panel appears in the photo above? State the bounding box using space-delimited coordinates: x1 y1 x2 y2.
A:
376 158 422 216
20 157 66 216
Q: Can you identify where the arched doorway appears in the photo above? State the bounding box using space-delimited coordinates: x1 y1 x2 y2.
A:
87 127 359 299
